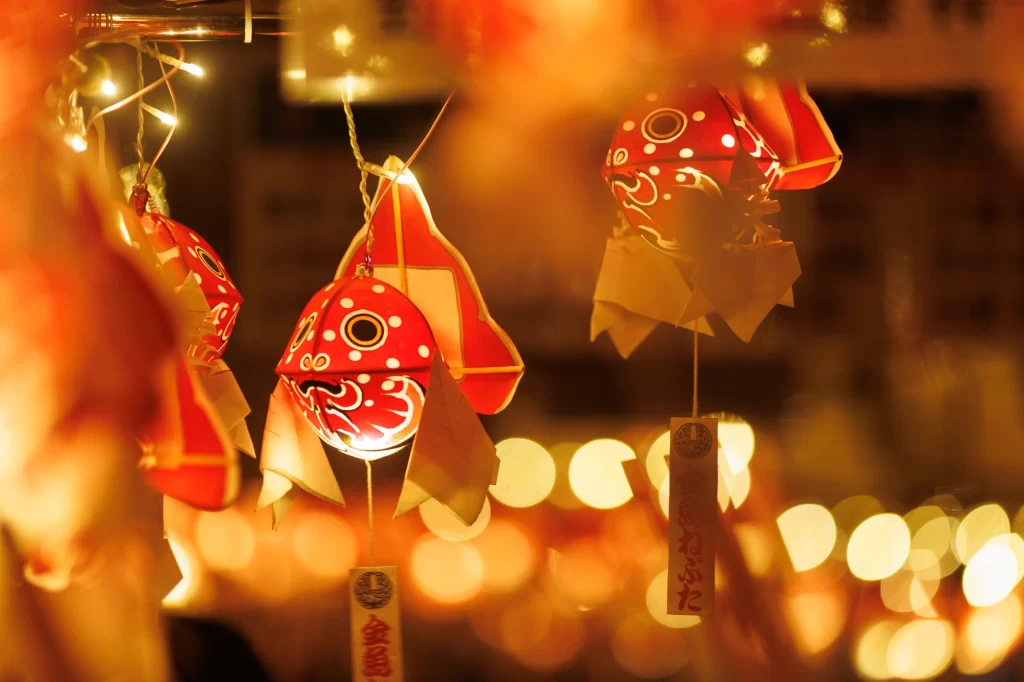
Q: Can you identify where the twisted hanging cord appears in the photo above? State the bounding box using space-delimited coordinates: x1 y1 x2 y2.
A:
135 39 145 183
342 92 374 277
142 43 179 185
337 91 454 280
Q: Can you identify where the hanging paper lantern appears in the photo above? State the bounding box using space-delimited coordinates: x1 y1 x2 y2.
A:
601 85 781 258
338 156 524 415
116 187 248 512
137 211 243 362
277 275 436 460
595 83 840 347
721 78 843 190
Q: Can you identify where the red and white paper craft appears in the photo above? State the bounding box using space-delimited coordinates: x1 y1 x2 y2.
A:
594 83 840 349
337 156 524 415
259 276 500 528
601 85 781 258
122 191 249 512
722 79 842 191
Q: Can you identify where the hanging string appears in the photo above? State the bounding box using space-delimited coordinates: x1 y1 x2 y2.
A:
692 320 699 425
135 39 145 183
86 42 183 133
341 85 374 277
141 42 179 185
336 92 454 280
365 460 376 567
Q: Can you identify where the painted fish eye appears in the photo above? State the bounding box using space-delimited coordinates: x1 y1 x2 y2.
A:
642 108 686 143
195 246 227 280
290 312 317 352
342 310 387 351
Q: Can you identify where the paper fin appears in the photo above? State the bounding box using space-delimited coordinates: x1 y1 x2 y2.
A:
396 355 496 526
258 380 344 526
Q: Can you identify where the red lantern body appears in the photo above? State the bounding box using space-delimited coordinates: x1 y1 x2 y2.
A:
722 79 843 190
601 86 779 257
139 213 243 361
277 276 436 460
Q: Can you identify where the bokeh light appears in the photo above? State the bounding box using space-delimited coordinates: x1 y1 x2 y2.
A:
547 442 585 510
473 519 536 594
833 495 885 561
718 415 755 474
962 534 1024 607
163 537 199 608
292 510 358 581
886 619 955 680
411 535 484 605
721 458 751 509
855 620 901 680
848 514 911 581
645 431 670 489
419 496 491 542
957 592 1023 674
784 590 846 656
777 503 837 572
912 515 960 578
955 504 1009 564
568 439 635 509
880 555 939 615
501 590 585 672
195 508 255 572
734 523 774 577
552 539 619 608
611 611 691 679
490 438 556 508
645 570 700 629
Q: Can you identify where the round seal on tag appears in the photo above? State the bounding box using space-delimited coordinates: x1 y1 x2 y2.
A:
353 571 394 610
673 423 714 460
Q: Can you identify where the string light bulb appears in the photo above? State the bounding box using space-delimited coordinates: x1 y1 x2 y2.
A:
141 102 177 126
67 134 88 153
100 79 116 97
144 46 205 78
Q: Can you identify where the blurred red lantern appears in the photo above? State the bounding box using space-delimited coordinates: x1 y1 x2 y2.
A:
722 79 843 190
277 276 436 460
601 85 780 258
137 212 243 361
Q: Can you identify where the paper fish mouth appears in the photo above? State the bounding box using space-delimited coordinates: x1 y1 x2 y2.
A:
290 375 426 461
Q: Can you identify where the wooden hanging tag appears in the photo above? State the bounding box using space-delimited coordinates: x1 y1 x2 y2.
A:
350 566 404 682
667 417 718 616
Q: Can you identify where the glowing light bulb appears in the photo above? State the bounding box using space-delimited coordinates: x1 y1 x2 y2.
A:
179 62 205 77
68 134 88 153
744 42 771 67
142 103 177 126
721 134 736 148
100 79 116 96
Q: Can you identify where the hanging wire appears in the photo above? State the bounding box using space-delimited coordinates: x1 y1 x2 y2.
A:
338 91 454 280
86 41 183 133
341 86 374 276
142 42 179 185
135 39 145 182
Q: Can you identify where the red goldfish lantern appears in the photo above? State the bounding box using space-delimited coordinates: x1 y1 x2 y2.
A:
132 202 243 361
277 276 436 459
595 81 841 349
601 85 781 258
124 183 248 511
260 159 521 528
